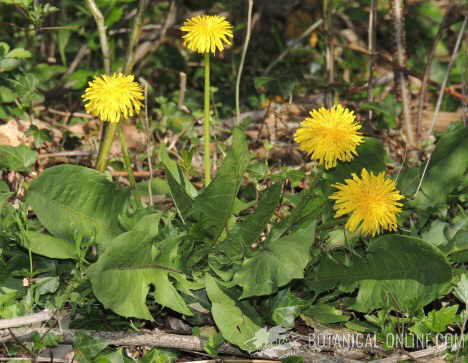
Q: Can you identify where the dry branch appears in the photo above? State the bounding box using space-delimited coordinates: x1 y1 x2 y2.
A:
390 0 415 147
85 0 110 74
124 0 148 74
236 0 254 125
0 310 54 329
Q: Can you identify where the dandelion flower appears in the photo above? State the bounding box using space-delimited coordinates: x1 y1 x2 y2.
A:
294 104 364 169
329 168 404 237
181 15 233 54
82 73 144 123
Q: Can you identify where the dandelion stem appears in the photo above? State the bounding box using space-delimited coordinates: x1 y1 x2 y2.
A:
96 122 117 172
203 52 211 186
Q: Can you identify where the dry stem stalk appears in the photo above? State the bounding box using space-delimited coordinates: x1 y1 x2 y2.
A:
264 19 322 75
415 2 455 138
390 0 416 148
124 0 148 74
367 0 378 122
427 16 467 136
323 0 336 106
235 0 254 125
414 15 467 198
85 0 110 74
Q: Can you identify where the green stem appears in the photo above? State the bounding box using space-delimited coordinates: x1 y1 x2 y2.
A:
96 122 118 172
203 52 211 186
117 123 136 189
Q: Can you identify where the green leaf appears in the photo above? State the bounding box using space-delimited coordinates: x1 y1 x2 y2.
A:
264 288 308 328
310 235 452 292
282 356 304 363
160 144 197 198
325 137 386 185
191 128 251 241
0 86 15 103
410 305 460 335
413 126 468 209
270 187 327 240
136 177 170 196
26 165 129 246
5 48 32 59
23 231 78 260
73 331 109 362
139 348 177 363
350 279 451 313
94 348 129 363
205 275 262 352
88 214 191 319
454 273 468 305
0 191 12 213
57 30 71 65
234 222 316 298
0 58 20 72
0 144 37 171
217 183 283 261
302 304 350 324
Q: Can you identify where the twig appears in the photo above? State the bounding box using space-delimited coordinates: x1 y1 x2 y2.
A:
62 44 90 79
427 15 467 136
85 0 110 74
141 78 154 205
373 343 447 362
264 19 323 74
333 40 468 102
0 310 54 329
133 1 177 67
47 108 93 119
414 15 468 198
0 328 241 356
38 151 96 159
415 2 455 138
178 72 187 110
390 0 416 148
235 0 254 125
367 0 378 122
323 0 335 106
0 328 366 361
111 170 151 177
7 329 34 361
124 0 148 74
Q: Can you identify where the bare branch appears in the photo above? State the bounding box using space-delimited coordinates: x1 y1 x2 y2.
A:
85 0 110 74
124 0 149 74
367 0 378 122
390 0 416 148
235 0 254 125
264 19 323 74
415 2 456 137
0 310 54 329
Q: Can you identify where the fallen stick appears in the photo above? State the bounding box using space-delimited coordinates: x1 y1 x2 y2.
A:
0 328 362 362
0 328 243 356
0 310 54 329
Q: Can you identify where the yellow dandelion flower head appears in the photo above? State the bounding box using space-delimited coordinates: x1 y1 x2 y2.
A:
294 104 364 169
329 168 404 237
82 72 144 123
181 15 233 54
